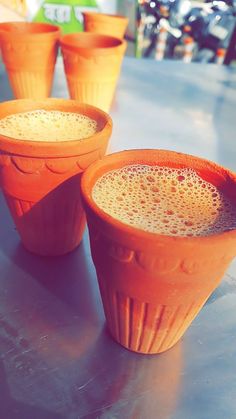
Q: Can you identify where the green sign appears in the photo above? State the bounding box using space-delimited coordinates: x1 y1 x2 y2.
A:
33 0 98 33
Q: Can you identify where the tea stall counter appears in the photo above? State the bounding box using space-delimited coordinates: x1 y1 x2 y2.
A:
0 57 236 419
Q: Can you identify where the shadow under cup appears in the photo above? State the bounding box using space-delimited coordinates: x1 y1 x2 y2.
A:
81 149 236 354
0 98 112 256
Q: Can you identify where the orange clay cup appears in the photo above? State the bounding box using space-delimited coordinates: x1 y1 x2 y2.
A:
81 149 236 354
0 22 60 99
60 32 127 113
0 98 112 256
83 12 129 39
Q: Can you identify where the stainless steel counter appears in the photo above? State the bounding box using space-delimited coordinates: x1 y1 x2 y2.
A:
0 58 236 419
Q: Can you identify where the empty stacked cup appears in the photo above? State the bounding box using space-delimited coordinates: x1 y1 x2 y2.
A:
0 22 60 99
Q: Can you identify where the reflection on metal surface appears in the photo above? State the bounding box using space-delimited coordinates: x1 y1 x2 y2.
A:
0 358 63 419
71 328 182 418
206 273 236 306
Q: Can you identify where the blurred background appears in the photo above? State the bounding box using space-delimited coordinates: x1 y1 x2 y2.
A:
0 0 235 64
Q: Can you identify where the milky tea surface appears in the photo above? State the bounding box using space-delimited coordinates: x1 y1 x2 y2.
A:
0 110 98 141
92 164 236 237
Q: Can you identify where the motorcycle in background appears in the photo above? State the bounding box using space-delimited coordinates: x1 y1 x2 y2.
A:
136 0 236 63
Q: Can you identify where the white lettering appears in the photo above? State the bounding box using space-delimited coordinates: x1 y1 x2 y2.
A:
43 4 57 22
43 4 72 24
56 5 71 24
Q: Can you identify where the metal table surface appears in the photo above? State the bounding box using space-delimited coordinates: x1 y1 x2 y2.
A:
0 58 236 419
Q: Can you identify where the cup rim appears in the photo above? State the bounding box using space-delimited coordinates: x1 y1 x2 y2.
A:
0 98 112 157
83 11 129 22
60 32 126 54
81 149 236 245
0 21 60 35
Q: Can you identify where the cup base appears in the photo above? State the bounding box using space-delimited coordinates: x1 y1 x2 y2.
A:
99 280 203 354
107 326 181 355
22 239 82 257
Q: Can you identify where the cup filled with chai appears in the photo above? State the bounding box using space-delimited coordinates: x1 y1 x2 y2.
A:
0 98 112 256
81 149 236 354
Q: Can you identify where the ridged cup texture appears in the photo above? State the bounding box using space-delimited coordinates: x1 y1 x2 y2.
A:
0 22 60 99
81 149 236 353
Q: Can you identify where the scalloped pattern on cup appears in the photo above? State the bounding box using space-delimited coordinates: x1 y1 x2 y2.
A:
136 251 179 274
3 41 56 54
0 149 101 175
11 156 45 174
0 153 10 167
109 243 134 262
62 50 122 69
90 227 232 276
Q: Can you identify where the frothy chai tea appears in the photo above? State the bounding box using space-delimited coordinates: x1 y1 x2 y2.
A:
92 164 236 237
0 110 98 141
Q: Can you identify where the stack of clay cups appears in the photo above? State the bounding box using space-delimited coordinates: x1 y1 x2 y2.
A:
60 12 128 112
0 22 60 99
60 32 127 113
0 19 127 113
83 12 128 39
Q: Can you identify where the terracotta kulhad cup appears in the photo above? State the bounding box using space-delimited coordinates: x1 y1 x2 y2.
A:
83 12 128 39
0 22 60 99
0 98 112 256
60 32 127 112
81 149 236 354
